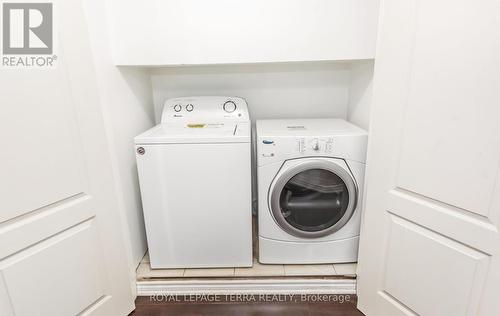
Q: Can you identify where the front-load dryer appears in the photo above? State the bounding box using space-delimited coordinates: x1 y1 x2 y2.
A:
135 96 253 269
256 119 367 264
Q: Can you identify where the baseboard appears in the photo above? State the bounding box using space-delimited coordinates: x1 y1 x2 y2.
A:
137 278 356 296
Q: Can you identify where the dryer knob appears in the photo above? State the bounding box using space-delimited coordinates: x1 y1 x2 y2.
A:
312 139 320 151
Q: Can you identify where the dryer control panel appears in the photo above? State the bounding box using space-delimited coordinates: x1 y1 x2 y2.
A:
161 96 249 123
296 137 335 154
257 135 368 167
259 137 336 161
257 119 368 167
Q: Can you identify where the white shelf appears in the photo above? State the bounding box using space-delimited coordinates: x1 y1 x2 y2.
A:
109 0 380 66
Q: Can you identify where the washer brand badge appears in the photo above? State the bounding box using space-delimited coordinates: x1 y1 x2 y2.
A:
2 2 57 68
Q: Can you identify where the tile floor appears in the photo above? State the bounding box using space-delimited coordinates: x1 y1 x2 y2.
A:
137 253 357 280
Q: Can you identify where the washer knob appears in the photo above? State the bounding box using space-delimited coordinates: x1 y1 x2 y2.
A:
223 101 237 113
186 104 194 112
174 104 182 112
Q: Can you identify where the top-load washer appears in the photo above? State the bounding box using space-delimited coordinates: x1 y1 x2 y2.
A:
135 96 252 268
256 119 367 264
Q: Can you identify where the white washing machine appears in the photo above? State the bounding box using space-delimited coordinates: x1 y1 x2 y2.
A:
257 119 367 264
135 96 253 268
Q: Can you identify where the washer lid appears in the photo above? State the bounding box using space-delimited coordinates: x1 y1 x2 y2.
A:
134 122 250 144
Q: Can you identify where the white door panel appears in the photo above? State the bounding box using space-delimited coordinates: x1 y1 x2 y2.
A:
386 190 498 254
79 296 115 316
0 195 93 259
0 0 135 315
0 220 105 316
357 0 500 315
0 68 87 222
382 215 488 316
395 0 500 216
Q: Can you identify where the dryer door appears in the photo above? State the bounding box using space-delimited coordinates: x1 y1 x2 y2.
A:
269 158 358 238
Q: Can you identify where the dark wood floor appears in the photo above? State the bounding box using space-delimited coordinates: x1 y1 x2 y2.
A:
131 294 364 316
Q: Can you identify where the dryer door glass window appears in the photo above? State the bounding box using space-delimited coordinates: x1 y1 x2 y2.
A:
280 169 349 232
270 160 358 238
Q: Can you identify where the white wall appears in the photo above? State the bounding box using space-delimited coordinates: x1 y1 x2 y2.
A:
151 60 374 126
151 62 352 123
83 0 155 273
347 60 374 130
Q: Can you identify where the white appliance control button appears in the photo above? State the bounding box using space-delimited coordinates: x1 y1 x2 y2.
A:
312 138 320 151
325 138 334 152
297 138 306 154
186 104 194 112
174 104 182 112
223 101 237 113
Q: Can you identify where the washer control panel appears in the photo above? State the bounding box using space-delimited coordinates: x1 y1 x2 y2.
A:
161 96 249 123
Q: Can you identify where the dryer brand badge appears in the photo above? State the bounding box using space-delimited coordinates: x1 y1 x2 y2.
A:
2 2 57 68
